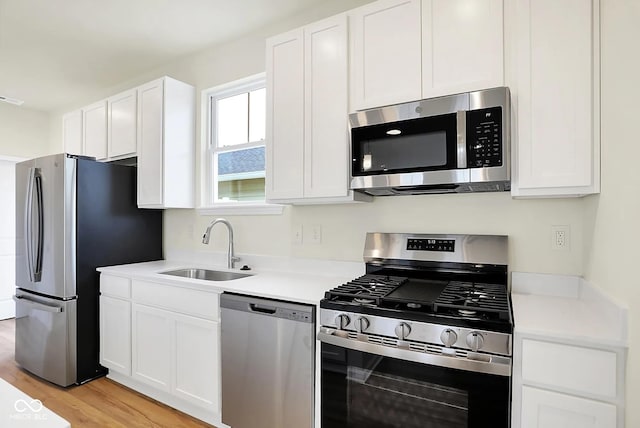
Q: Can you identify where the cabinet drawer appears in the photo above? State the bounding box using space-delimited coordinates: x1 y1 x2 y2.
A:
100 275 131 299
521 339 617 398
132 280 219 321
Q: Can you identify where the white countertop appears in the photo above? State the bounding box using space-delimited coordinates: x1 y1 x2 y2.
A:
0 378 70 428
511 272 628 348
98 260 355 305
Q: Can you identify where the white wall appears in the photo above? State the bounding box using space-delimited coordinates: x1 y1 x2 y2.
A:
0 103 51 158
583 0 640 426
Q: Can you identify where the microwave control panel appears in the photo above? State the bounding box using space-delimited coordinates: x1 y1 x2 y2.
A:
467 106 503 168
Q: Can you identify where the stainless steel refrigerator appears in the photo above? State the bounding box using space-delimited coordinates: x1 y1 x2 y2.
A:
14 153 162 386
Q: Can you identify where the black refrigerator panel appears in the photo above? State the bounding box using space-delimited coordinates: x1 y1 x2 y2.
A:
75 158 163 383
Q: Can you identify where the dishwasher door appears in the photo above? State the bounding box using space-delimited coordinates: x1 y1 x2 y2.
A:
220 293 315 428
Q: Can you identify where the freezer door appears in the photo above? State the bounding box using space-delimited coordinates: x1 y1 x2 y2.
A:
14 289 77 386
15 154 76 298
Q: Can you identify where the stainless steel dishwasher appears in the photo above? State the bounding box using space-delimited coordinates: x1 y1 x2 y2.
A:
220 293 315 428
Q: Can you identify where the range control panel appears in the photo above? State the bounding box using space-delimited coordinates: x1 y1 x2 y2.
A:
407 238 455 252
467 106 503 168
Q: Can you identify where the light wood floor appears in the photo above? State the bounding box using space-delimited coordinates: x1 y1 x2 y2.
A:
0 318 216 427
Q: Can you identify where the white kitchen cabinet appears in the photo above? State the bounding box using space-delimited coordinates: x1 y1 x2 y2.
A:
521 387 616 428
62 110 83 156
265 28 304 201
173 312 220 409
82 100 108 160
350 0 422 111
137 77 195 208
100 296 131 376
511 273 626 428
266 14 372 204
422 0 503 98
107 88 137 159
99 275 132 376
510 0 600 197
99 274 222 425
132 303 172 392
350 0 503 110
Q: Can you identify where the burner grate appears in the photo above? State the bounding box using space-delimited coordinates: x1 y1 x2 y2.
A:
324 274 406 305
434 281 510 319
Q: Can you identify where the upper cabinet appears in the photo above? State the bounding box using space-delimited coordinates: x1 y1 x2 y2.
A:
108 88 138 159
62 77 196 208
350 0 504 111
137 77 195 209
62 110 83 156
509 0 600 197
350 0 422 111
82 100 108 160
422 0 504 98
266 14 371 204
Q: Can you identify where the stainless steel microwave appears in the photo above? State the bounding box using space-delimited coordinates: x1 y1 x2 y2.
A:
349 87 510 196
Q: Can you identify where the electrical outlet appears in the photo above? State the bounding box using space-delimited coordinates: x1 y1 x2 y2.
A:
292 224 303 245
309 224 322 244
551 225 570 250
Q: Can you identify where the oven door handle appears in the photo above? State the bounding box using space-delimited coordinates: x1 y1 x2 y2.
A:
318 330 511 377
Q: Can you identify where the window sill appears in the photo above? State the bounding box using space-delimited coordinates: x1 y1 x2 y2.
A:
197 203 284 216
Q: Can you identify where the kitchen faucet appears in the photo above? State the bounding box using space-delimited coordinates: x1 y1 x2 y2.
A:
202 218 240 269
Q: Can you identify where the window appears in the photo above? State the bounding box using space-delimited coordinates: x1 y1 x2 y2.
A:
202 74 281 214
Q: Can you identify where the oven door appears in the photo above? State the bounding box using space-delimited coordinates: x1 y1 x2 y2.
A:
320 335 510 428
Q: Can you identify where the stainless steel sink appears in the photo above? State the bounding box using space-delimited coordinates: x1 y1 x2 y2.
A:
160 268 252 281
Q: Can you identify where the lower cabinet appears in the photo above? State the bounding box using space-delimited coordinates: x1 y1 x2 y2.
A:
512 335 624 428
99 295 131 376
132 304 172 392
521 386 616 428
99 274 221 425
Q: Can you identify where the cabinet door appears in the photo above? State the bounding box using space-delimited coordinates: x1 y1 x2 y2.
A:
521 386 616 428
83 101 108 160
99 296 131 375
108 88 137 159
422 0 503 98
351 0 422 110
173 313 220 411
137 79 164 207
265 29 304 200
512 0 599 196
62 110 83 156
304 14 349 199
132 304 171 392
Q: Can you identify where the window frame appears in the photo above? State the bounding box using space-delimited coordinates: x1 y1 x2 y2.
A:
199 73 282 216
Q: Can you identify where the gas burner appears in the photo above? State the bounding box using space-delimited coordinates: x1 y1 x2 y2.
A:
406 302 422 309
458 309 478 317
354 298 376 305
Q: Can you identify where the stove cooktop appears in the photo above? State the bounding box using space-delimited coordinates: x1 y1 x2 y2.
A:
321 273 512 332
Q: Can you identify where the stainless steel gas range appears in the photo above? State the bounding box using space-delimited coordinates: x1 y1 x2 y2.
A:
318 233 512 428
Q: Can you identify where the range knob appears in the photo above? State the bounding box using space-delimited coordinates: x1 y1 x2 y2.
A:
334 314 350 330
355 317 370 333
394 323 411 340
440 328 458 347
466 331 485 352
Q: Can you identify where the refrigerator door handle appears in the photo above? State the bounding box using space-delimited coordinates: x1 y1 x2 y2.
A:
33 170 44 281
13 295 64 313
24 167 35 282
24 167 43 283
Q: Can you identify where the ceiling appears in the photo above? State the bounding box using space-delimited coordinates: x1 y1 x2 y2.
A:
0 0 325 112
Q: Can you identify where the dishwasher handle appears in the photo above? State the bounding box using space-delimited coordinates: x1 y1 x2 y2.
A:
249 303 277 314
220 292 315 323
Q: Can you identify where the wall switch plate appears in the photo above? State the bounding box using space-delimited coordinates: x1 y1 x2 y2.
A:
309 224 322 244
551 225 570 250
292 224 303 245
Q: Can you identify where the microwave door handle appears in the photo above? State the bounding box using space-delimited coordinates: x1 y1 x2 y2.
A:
456 110 467 169
24 168 35 282
33 170 44 281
